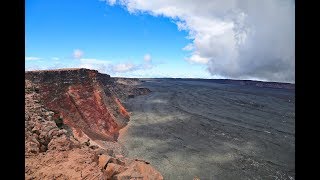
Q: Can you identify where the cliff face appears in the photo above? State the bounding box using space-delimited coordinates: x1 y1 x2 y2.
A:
25 68 130 141
25 74 163 180
112 78 152 100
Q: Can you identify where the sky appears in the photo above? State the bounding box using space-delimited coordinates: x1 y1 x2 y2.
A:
26 0 295 82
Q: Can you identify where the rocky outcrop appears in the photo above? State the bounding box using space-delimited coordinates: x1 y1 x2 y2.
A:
25 68 130 141
98 155 163 180
112 78 152 100
25 79 72 155
25 69 161 179
114 159 163 180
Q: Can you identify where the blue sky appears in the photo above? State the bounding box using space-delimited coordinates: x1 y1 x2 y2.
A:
25 0 213 78
26 0 294 82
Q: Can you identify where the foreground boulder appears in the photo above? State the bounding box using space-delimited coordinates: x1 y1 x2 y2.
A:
100 158 164 180
114 160 164 180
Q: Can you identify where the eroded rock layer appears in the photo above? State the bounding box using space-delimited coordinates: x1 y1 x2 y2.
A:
25 69 162 179
25 68 130 141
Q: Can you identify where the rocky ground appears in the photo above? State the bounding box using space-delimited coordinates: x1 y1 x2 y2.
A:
25 68 295 179
119 79 295 180
111 77 151 101
25 70 163 180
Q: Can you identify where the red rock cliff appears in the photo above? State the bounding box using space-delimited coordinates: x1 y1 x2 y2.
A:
25 68 130 141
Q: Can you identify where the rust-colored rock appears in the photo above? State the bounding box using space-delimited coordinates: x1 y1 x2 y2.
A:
47 135 80 151
98 154 113 169
98 154 125 170
25 68 130 141
25 148 105 180
25 69 162 179
105 163 127 178
115 160 164 180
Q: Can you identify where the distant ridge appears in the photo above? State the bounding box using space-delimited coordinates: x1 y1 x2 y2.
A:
25 68 294 90
25 68 91 72
141 78 295 90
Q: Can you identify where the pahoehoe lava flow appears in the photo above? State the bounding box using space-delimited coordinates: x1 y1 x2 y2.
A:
118 78 295 179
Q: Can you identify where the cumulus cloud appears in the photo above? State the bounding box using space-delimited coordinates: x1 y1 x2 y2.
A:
100 0 116 6
108 0 117 6
112 53 155 73
79 58 150 74
79 58 112 73
144 54 152 62
52 57 60 60
105 0 295 82
73 49 84 59
182 43 194 51
112 63 135 72
25 57 42 61
80 58 112 64
186 54 209 64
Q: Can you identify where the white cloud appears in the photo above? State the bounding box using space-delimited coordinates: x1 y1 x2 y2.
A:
99 0 117 6
101 0 116 6
108 0 116 6
51 57 60 60
107 0 295 82
182 43 194 51
80 58 112 64
112 63 135 72
79 58 112 73
144 54 152 62
186 54 209 64
25 57 42 61
79 58 144 74
73 49 84 59
25 65 41 71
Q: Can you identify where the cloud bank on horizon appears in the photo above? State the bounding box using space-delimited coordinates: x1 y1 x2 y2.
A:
103 0 295 82
26 51 154 76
